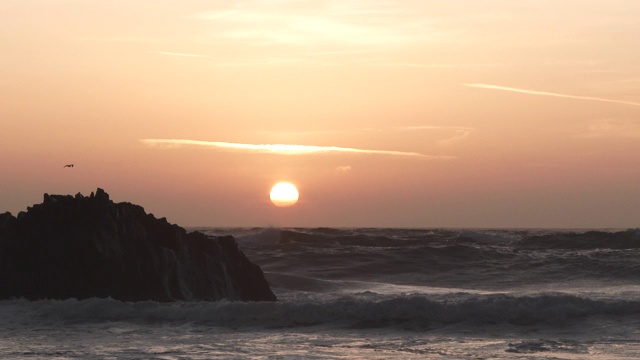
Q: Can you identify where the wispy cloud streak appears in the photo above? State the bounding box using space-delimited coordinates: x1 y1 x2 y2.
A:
140 139 453 159
464 83 640 107
192 2 441 51
151 51 208 58
395 125 476 145
372 62 503 69
578 118 640 139
397 125 475 131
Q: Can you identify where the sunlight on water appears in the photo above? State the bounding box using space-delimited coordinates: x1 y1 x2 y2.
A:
3 323 640 359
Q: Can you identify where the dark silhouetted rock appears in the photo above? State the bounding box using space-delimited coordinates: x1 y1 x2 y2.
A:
0 189 276 302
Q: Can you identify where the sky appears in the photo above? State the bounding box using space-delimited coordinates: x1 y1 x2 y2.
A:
1 0 639 228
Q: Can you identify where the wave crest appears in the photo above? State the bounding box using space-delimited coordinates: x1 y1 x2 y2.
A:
4 292 639 330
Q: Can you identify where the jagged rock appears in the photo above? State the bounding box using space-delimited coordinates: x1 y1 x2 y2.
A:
0 189 276 302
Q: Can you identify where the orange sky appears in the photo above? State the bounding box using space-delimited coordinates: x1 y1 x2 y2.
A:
2 0 639 228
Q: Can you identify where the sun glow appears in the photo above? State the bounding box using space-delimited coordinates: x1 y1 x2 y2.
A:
270 182 299 207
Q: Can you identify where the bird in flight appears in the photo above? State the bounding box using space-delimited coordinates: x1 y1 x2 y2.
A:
63 164 74 168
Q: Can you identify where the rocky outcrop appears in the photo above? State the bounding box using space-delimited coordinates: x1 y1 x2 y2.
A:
0 189 276 302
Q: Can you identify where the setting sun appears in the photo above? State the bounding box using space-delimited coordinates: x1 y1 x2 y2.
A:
269 182 299 207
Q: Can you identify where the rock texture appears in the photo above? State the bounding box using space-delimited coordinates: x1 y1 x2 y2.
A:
0 189 276 302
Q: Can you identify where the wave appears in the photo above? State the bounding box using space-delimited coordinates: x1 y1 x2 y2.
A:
235 228 427 248
206 227 640 292
236 228 513 260
519 229 640 250
3 292 640 330
229 227 640 248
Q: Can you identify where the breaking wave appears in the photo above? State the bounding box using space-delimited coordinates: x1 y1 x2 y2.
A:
3 292 640 330
228 228 640 287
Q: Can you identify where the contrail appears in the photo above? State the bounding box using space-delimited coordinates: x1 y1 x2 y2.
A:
140 139 454 159
464 83 640 107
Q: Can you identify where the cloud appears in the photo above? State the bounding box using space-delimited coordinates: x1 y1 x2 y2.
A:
188 3 492 67
140 139 454 159
395 125 476 145
192 2 596 69
261 125 475 136
336 165 352 172
371 62 503 69
206 57 337 67
578 118 640 139
151 51 208 58
260 126 476 147
438 128 476 146
259 129 343 136
397 125 475 132
464 83 640 107
192 2 437 50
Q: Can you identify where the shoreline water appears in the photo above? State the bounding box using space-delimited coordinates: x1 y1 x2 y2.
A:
2 227 640 359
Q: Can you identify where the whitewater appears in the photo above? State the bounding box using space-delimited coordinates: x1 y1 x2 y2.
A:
2 228 640 359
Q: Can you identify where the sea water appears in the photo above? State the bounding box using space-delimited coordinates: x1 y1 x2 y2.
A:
2 228 640 359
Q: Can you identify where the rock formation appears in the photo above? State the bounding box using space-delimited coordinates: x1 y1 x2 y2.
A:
0 189 276 302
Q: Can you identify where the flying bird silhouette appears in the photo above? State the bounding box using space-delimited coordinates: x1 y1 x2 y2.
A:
63 164 74 168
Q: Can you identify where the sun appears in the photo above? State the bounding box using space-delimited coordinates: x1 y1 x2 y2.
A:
270 182 299 207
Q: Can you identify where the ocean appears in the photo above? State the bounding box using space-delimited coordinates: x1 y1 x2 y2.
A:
2 227 640 359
